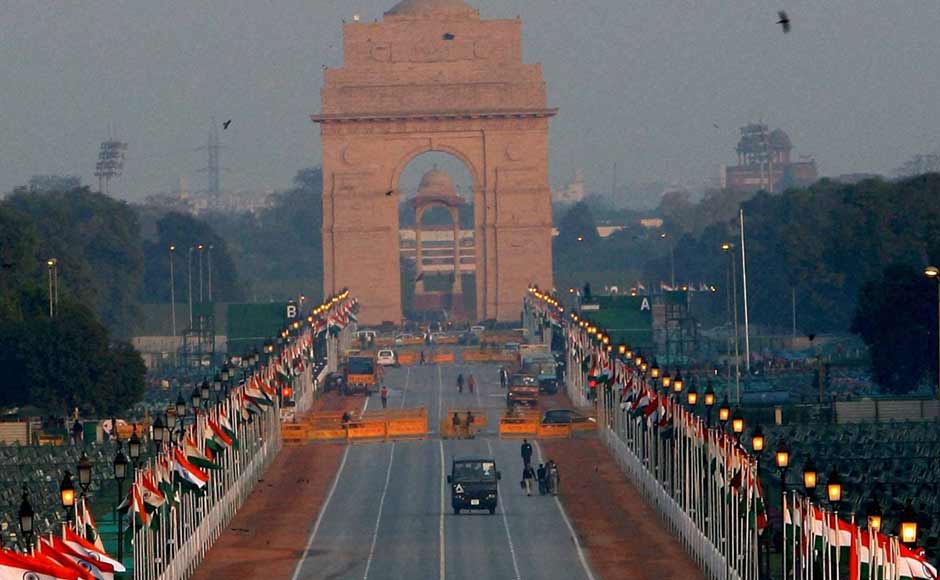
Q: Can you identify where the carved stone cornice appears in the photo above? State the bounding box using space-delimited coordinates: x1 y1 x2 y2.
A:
312 108 558 124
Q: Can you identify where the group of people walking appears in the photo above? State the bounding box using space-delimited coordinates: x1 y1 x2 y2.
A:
520 439 559 496
456 373 476 394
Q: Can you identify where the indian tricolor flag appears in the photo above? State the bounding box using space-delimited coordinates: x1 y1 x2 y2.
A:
899 542 939 580
174 448 209 491
48 534 118 580
62 526 124 573
276 360 291 385
246 378 273 407
0 547 83 580
185 435 219 470
141 470 166 513
118 482 150 532
825 512 853 558
35 539 96 580
206 417 234 455
219 406 239 448
850 527 873 580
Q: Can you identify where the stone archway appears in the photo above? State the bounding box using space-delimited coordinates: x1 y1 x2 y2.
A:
313 0 556 325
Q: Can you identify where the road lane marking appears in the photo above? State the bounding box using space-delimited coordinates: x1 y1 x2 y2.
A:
400 366 411 409
290 445 351 580
533 441 596 580
438 439 446 580
486 440 522 580
436 365 443 431
363 443 396 580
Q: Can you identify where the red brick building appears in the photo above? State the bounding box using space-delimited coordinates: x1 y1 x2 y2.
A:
720 124 817 194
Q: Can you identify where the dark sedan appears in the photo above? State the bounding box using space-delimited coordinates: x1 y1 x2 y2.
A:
541 409 595 425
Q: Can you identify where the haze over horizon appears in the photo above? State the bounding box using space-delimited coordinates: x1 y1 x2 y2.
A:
2 0 938 204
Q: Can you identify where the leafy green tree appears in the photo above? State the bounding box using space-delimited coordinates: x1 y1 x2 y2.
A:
4 188 144 337
851 264 934 394
0 301 146 415
140 211 243 304
206 168 323 302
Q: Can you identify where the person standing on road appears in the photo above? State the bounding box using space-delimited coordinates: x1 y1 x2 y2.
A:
547 460 560 495
466 411 475 438
522 464 536 496
537 463 547 495
521 439 533 467
380 385 388 409
499 367 508 389
467 374 476 394
456 373 464 394
419 350 425 365
452 412 462 439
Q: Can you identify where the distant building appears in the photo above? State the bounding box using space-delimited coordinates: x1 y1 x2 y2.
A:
553 169 585 204
144 177 275 216
720 124 817 194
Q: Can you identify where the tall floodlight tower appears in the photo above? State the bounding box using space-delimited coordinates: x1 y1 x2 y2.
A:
94 140 128 194
198 120 223 195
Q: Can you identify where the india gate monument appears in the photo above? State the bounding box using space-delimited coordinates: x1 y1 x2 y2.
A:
313 0 556 325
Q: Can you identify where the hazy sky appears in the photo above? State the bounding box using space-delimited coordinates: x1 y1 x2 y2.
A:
2 0 939 204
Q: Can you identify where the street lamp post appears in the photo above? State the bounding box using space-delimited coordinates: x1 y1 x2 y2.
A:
114 446 128 561
703 382 716 427
188 246 194 327
802 458 818 500
129 426 141 467
865 493 882 533
46 258 59 318
731 409 745 443
776 440 791 580
77 453 92 497
722 242 741 403
197 243 205 304
718 397 731 429
200 380 210 409
152 415 165 451
923 266 940 400
169 245 177 337
900 500 918 547
60 471 76 522
18 487 34 551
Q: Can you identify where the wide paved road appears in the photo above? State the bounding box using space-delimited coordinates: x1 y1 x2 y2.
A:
291 361 596 580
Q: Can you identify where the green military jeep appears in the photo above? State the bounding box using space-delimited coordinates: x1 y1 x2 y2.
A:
447 456 501 515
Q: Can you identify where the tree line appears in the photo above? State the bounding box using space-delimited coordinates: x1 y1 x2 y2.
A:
554 174 940 393
0 168 324 415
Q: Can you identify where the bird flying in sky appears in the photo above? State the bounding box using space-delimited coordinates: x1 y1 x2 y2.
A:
777 11 791 33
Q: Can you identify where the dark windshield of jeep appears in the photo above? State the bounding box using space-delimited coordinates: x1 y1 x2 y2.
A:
347 357 374 374
452 460 497 482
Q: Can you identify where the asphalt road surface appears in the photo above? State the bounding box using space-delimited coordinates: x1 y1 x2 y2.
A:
291 361 596 580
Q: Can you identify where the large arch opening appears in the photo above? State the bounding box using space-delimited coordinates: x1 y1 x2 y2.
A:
397 151 477 324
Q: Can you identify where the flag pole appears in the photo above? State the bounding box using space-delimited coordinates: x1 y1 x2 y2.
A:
739 208 751 373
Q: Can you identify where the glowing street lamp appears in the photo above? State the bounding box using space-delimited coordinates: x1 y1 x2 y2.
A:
60 471 76 518
802 458 818 498
826 468 842 506
672 372 684 394
751 424 765 454
731 409 745 440
900 500 918 546
718 397 731 426
775 440 790 472
865 494 882 532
